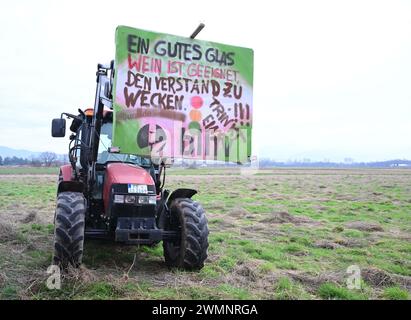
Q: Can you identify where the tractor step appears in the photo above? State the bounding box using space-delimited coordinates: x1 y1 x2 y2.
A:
85 228 110 239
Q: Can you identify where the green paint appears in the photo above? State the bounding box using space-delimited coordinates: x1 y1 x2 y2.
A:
112 25 253 162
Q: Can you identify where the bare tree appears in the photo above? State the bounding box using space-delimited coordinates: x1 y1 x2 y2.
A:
40 152 57 167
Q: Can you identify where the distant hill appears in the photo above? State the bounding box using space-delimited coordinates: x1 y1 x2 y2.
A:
0 146 42 159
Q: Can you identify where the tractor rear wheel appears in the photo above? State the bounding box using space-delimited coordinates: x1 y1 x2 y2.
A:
163 198 209 270
53 192 86 269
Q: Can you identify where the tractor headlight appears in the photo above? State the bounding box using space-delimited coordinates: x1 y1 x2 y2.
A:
125 195 136 204
148 196 157 204
138 196 148 204
138 195 157 205
114 195 124 203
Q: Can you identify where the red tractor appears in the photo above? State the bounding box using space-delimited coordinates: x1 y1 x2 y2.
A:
51 62 208 270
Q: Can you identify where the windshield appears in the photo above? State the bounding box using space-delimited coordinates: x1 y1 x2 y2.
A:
97 122 151 167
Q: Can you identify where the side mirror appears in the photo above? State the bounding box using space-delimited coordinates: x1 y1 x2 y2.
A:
51 118 66 137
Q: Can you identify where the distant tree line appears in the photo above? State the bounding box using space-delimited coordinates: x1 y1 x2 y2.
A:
0 152 68 167
1 153 409 169
174 158 411 168
257 158 411 168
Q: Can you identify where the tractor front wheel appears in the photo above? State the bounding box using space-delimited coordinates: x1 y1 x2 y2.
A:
163 198 209 270
53 192 86 269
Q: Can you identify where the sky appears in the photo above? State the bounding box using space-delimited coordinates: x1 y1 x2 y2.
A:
0 0 410 162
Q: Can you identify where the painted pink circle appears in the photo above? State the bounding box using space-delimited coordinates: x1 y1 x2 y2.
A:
191 96 203 109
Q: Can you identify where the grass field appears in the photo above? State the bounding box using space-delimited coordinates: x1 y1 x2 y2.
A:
0 167 59 175
0 167 410 300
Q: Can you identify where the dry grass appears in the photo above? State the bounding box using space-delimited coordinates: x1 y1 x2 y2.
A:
0 168 410 299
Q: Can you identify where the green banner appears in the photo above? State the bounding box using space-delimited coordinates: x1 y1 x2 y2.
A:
112 25 253 163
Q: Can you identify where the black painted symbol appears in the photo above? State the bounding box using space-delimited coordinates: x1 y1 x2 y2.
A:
137 124 167 152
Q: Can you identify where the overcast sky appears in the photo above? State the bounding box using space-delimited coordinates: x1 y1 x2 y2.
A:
0 0 410 161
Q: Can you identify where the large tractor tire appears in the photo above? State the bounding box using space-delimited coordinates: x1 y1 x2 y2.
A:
53 192 86 269
163 198 209 270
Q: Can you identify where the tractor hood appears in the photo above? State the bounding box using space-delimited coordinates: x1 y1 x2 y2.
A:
105 162 154 185
103 162 155 212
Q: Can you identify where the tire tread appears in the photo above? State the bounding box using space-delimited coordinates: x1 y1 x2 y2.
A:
163 198 209 270
53 192 86 269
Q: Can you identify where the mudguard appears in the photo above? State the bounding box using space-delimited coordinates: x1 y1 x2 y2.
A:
157 188 197 231
57 164 84 194
166 188 197 207
59 164 73 181
57 181 85 194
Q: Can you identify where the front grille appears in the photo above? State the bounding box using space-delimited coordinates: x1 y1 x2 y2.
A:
112 202 156 218
109 184 156 218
